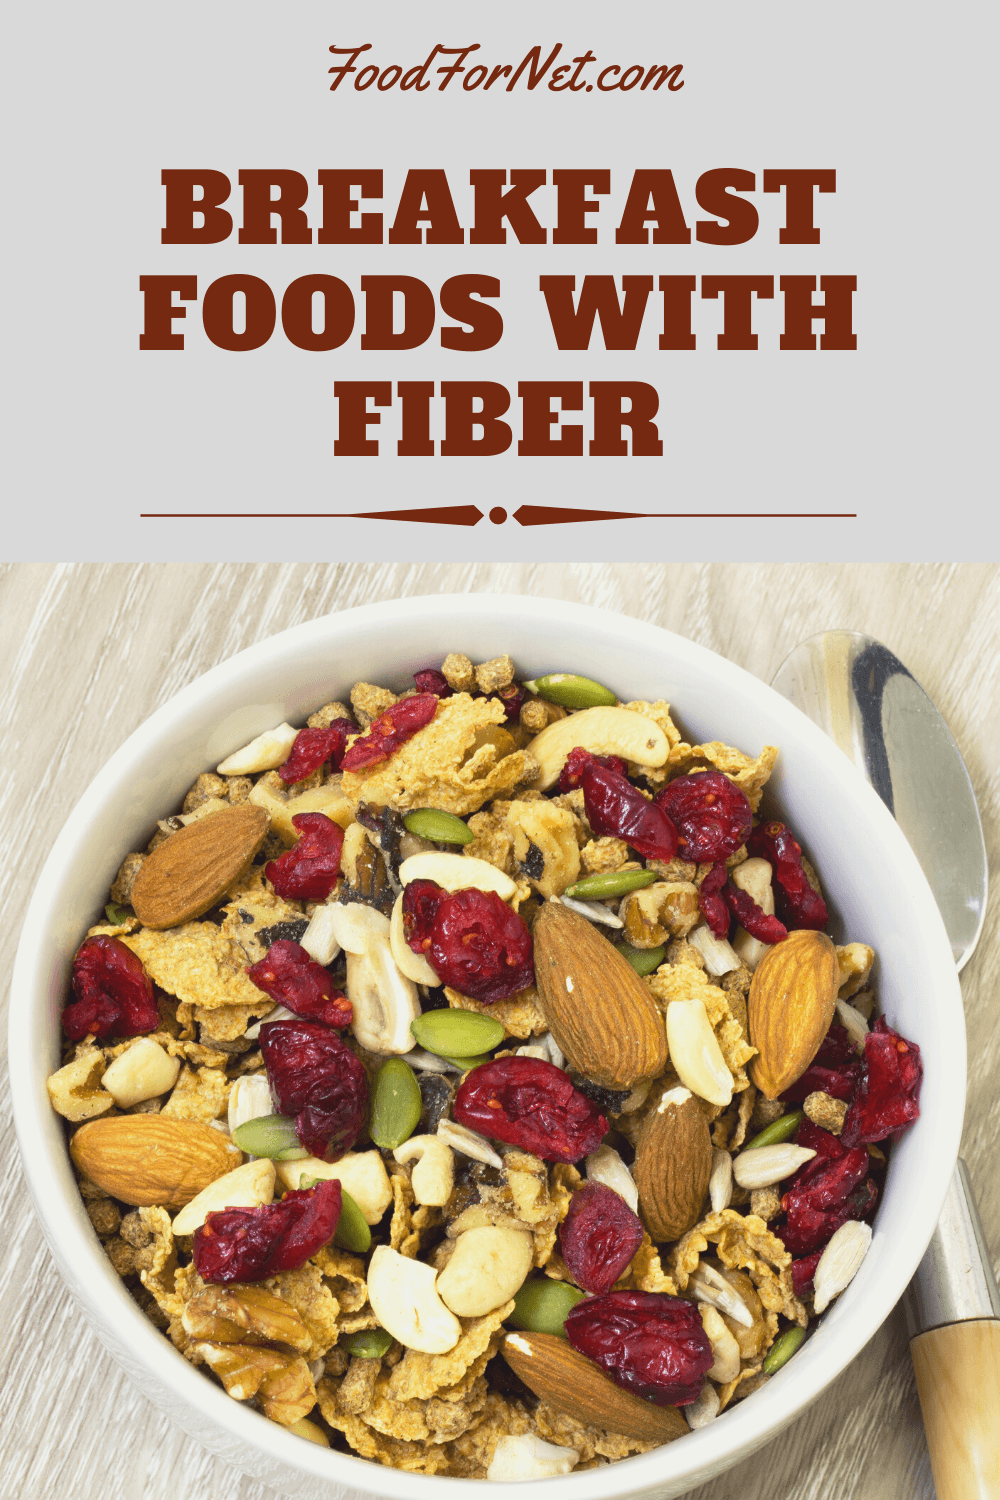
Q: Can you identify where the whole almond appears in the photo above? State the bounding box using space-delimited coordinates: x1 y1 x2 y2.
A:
532 903 667 1090
748 929 839 1099
501 1332 687 1443
633 1084 712 1242
131 804 269 929
70 1115 241 1207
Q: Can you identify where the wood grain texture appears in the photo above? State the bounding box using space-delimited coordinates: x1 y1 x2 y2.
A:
911 1321 1000 1500
2 562 997 1500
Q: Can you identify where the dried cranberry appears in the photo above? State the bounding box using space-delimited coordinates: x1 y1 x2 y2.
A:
794 1118 847 1166
265 813 344 902
840 1017 922 1148
698 861 730 937
413 668 452 699
654 771 752 862
559 1183 645 1295
247 940 352 1030
722 882 789 944
454 1057 606 1163
402 878 446 955
582 762 678 862
791 1249 823 1298
780 1062 862 1105
62 936 159 1041
784 1147 869 1215
427 887 534 1003
259 1019 368 1162
780 1180 878 1257
340 694 439 771
564 1291 713 1407
192 1179 342 1284
492 682 526 721
746 822 828 930
813 1024 858 1068
558 747 627 794
278 721 353 784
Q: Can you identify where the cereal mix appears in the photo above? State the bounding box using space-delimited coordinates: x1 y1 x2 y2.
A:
48 659 922 1478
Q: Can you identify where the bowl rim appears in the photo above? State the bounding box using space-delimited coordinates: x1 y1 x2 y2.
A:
9 592 966 1500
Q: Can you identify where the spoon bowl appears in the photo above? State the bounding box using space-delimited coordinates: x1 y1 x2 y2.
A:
771 630 988 969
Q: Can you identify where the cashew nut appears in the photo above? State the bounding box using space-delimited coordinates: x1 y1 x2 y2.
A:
327 901 390 955
217 722 298 775
435 1226 533 1317
100 1038 181 1108
276 1150 393 1224
585 1144 639 1213
366 1245 461 1353
327 903 420 1053
730 857 776 971
172 1159 276 1236
393 1135 455 1207
526 706 670 792
688 923 741 977
699 1303 742 1384
665 999 734 1107
487 1434 580 1481
398 851 517 901
390 894 439 985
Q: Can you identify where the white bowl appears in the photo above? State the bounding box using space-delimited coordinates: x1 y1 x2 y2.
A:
10 594 964 1500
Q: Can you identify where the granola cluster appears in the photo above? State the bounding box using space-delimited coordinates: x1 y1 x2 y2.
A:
46 652 901 1478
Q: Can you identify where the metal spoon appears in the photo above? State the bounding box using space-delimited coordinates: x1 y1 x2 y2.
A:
771 630 987 966
772 630 999 1500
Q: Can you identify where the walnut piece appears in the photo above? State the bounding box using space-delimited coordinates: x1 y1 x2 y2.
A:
192 1342 317 1426
620 882 700 947
47 1046 113 1121
182 1284 312 1352
503 799 580 898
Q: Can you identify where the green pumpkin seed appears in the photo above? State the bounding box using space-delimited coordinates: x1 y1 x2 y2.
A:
566 869 659 901
617 942 666 977
522 674 618 709
743 1110 805 1152
342 1328 394 1359
300 1177 370 1251
403 808 474 845
508 1278 588 1338
334 1189 372 1253
232 1114 310 1160
105 902 134 925
438 1053 492 1072
370 1058 422 1149
762 1325 807 1374
410 1010 504 1058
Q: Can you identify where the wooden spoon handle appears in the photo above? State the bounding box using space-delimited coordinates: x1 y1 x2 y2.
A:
910 1320 1000 1500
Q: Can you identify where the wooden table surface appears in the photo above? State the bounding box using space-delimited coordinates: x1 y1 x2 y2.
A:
2 562 997 1500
